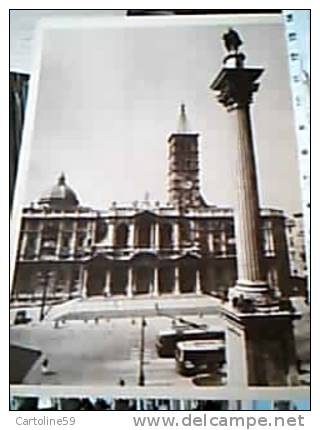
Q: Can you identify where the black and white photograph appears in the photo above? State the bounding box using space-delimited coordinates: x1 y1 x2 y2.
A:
10 14 310 394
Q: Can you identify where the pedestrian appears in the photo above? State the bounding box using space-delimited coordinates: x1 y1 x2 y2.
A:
119 378 125 386
41 358 50 375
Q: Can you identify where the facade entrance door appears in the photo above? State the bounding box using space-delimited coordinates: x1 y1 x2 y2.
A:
179 265 196 293
159 266 175 294
110 267 128 296
134 266 153 295
86 258 106 296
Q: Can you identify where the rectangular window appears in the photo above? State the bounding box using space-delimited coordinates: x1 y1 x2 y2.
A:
262 221 275 256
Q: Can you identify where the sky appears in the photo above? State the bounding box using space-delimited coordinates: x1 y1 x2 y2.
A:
10 10 125 74
21 17 302 215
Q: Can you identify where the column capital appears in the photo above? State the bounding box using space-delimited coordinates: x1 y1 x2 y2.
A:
210 68 264 111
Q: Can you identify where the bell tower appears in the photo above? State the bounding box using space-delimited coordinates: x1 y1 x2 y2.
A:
167 104 206 209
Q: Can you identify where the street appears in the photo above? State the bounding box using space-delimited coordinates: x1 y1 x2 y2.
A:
11 309 224 386
10 296 310 387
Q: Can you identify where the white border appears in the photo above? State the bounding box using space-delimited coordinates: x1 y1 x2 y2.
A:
8 8 311 403
10 385 310 401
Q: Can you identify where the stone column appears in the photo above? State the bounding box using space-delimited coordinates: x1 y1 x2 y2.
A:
150 223 155 250
104 269 111 297
19 232 28 259
190 220 196 243
211 31 299 387
35 221 43 258
195 269 201 295
173 223 180 250
220 228 227 258
234 106 264 281
91 219 97 244
211 64 270 304
107 222 115 248
70 221 77 257
127 267 133 298
208 232 215 253
85 222 91 248
56 221 63 258
174 266 180 295
154 222 160 250
128 222 135 249
153 267 159 297
190 220 200 250
269 228 275 255
82 267 88 298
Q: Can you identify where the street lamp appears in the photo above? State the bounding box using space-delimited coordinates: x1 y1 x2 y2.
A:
39 270 51 321
138 317 147 386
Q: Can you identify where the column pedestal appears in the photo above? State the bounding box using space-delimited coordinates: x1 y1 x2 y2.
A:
221 305 300 386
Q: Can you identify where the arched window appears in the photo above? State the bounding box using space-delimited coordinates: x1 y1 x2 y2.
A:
135 219 151 248
179 220 191 245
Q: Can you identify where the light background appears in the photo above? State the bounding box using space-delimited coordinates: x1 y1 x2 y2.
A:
22 18 302 215
10 9 126 74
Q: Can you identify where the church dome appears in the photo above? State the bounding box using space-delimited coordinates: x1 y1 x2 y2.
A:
38 173 79 209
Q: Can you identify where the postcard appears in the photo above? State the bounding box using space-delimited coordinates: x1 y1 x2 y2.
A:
10 14 310 399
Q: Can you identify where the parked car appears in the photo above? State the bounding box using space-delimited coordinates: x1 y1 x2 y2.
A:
14 310 32 325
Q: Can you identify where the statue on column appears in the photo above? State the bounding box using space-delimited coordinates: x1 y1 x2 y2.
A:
222 28 246 68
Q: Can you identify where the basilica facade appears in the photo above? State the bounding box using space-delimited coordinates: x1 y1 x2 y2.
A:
11 106 292 302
